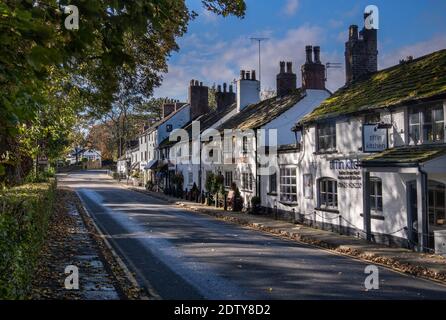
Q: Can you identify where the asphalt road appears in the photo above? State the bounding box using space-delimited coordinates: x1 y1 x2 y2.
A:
60 170 446 300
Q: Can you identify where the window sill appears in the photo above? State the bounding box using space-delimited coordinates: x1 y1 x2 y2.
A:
315 207 340 214
279 201 298 206
240 189 253 193
313 150 338 155
360 213 385 221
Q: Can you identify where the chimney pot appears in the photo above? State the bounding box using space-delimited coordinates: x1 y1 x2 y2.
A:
349 25 358 40
286 61 293 73
314 46 321 64
223 83 227 92
229 85 233 93
241 70 245 80
280 61 285 73
251 70 256 81
306 45 313 63
217 85 221 92
246 71 250 80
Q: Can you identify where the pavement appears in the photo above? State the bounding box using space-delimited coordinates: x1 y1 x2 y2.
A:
31 188 120 300
59 170 446 300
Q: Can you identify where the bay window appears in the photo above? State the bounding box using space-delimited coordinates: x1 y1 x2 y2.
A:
280 167 297 203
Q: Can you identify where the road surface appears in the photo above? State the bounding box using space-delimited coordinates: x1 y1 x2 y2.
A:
60 170 446 300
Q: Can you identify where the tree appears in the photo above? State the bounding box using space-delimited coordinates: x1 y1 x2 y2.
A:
0 0 246 185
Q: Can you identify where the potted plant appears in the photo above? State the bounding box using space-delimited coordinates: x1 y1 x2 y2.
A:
191 183 199 202
131 171 140 186
250 196 261 214
230 182 243 212
213 174 225 207
172 172 184 198
205 172 215 205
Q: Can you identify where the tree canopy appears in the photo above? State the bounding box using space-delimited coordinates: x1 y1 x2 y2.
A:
0 0 246 185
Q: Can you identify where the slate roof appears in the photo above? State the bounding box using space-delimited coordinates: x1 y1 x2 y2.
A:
144 104 190 134
300 49 446 124
360 144 446 167
216 89 306 131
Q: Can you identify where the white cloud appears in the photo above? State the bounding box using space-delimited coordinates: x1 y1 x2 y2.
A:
283 0 299 16
380 35 446 69
154 25 327 100
154 28 446 101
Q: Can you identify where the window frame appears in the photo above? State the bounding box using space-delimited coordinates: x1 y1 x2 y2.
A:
279 166 297 204
224 171 233 188
409 104 445 145
317 122 337 153
241 172 253 191
369 177 383 213
318 178 338 210
269 172 277 194
242 136 249 154
428 181 445 227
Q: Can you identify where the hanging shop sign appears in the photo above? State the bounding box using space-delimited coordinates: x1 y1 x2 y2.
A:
362 124 388 153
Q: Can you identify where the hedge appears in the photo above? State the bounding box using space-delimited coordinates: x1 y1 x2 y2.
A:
0 179 56 299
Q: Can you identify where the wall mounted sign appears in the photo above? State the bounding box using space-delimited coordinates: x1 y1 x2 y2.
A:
329 159 360 170
363 124 388 153
330 159 362 189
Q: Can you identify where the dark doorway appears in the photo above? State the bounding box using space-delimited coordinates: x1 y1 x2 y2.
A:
407 181 418 248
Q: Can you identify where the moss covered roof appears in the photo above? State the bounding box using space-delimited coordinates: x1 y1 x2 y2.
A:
301 49 446 124
361 144 446 167
216 89 306 131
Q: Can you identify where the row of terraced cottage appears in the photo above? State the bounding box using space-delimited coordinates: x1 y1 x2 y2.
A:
117 17 446 254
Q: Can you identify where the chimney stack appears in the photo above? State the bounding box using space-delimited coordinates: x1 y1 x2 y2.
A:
301 46 326 90
277 61 297 97
189 79 209 120
237 69 260 112
345 15 378 84
163 101 176 118
216 82 236 111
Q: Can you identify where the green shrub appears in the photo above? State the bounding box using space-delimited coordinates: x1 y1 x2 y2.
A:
0 180 56 299
25 168 55 183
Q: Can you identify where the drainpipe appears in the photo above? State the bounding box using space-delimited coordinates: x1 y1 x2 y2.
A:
416 165 429 252
255 129 260 199
362 170 372 241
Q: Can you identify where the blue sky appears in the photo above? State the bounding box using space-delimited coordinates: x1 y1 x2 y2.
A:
153 0 446 100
